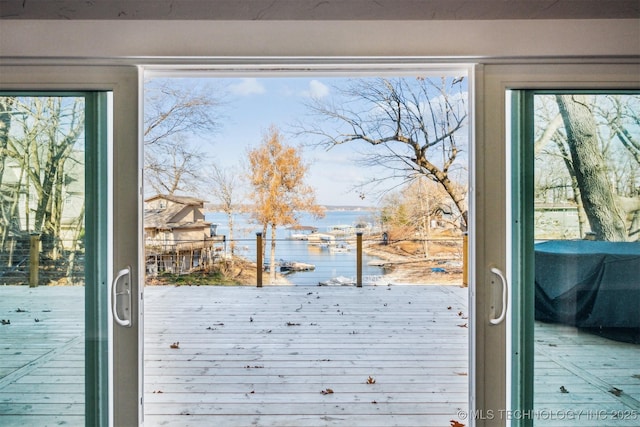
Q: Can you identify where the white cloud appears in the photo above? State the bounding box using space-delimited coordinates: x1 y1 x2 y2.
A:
303 80 330 99
229 78 266 96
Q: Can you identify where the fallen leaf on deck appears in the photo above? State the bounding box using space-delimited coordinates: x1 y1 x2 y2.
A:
371 400 378 404
1 319 10 325
366 376 376 384
609 387 623 396
321 388 334 395
447 306 452 310
450 420 465 427
16 308 27 313
34 318 40 322
455 372 468 376
559 386 569 393
286 322 300 326
457 323 468 328
170 342 180 349
152 390 163 393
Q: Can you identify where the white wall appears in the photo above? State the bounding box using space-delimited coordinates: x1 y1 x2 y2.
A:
1 19 638 60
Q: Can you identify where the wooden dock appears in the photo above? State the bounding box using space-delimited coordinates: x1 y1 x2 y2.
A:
1 285 639 426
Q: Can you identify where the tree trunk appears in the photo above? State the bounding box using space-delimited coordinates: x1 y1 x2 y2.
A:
269 224 277 285
0 97 14 187
0 97 15 251
226 210 235 267
556 95 628 241
552 137 589 237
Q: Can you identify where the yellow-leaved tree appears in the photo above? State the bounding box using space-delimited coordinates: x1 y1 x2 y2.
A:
247 125 325 284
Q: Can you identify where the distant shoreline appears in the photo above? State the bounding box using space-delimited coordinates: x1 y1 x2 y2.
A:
204 205 379 214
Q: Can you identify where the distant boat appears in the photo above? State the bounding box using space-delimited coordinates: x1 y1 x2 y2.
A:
328 242 352 253
325 222 374 237
318 276 356 286
306 232 336 246
280 261 316 272
265 259 316 272
326 224 356 236
287 225 318 240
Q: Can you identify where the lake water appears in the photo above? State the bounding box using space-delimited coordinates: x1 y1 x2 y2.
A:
205 210 386 286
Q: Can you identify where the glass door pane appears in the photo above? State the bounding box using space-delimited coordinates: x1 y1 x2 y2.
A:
529 93 640 426
0 93 108 426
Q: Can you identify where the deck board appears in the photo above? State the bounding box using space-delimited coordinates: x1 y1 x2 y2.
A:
1 284 639 426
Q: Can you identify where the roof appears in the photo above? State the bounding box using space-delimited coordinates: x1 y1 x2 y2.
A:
144 194 205 206
144 204 185 230
144 195 211 231
144 208 211 231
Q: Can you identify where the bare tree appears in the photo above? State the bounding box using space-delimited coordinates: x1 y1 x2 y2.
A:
144 79 225 196
144 79 223 146
534 94 640 240
379 177 460 257
208 163 242 258
247 125 325 284
0 97 16 252
145 139 204 196
301 76 468 229
556 94 630 241
0 96 85 270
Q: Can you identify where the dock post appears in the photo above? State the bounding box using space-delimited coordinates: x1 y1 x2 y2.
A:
356 232 363 287
256 232 263 288
29 233 40 288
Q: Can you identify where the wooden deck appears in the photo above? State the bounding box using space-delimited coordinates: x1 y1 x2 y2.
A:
533 322 640 427
0 285 639 426
143 285 469 427
0 286 85 426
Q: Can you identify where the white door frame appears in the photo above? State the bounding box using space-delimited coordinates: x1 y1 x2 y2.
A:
4 59 638 426
475 62 640 427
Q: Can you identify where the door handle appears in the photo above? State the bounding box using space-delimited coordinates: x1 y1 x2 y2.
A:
112 266 132 327
489 266 508 325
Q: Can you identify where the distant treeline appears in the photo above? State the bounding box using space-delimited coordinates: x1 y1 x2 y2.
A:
204 203 378 213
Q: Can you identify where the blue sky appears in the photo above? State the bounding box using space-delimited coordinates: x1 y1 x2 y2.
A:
208 77 380 206
151 76 469 207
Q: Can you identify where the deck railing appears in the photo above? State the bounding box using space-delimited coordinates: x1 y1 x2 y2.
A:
0 235 85 286
145 232 465 287
0 232 466 287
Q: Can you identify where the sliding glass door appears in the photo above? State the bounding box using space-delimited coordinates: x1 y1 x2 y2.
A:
0 66 141 426
477 63 639 427
511 90 640 427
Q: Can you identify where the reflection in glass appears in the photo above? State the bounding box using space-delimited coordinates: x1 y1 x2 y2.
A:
0 96 86 425
533 94 640 426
